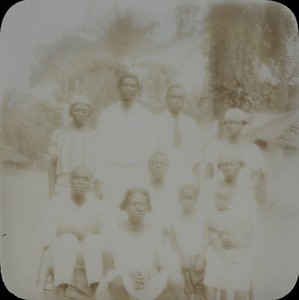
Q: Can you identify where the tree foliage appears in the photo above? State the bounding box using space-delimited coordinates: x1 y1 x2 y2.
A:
2 99 62 160
203 1 298 119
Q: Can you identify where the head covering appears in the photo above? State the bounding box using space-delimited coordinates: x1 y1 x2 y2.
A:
223 108 249 124
69 95 91 113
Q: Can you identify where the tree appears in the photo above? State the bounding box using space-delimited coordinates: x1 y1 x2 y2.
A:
2 99 62 160
203 1 298 119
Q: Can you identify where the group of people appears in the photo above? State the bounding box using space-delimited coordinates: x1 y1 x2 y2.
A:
41 72 267 300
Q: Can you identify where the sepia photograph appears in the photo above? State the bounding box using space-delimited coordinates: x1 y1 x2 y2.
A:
0 0 298 299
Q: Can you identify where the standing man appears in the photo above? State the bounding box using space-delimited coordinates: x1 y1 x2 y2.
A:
155 84 201 182
95 73 155 210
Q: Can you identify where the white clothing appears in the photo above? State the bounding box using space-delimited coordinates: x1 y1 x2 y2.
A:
49 128 96 187
41 195 108 286
204 139 266 185
142 171 198 227
144 179 179 227
41 194 107 247
99 222 167 299
49 233 103 287
203 184 256 291
154 111 201 174
97 269 168 300
102 222 162 274
171 210 206 257
204 247 254 291
95 102 155 208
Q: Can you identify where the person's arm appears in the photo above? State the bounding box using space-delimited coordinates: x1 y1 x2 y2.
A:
250 145 267 204
168 226 191 270
202 220 211 256
101 225 114 275
94 179 104 200
95 114 108 200
41 201 58 250
203 218 227 262
252 170 266 204
48 157 57 198
192 162 201 188
102 250 114 276
206 162 214 178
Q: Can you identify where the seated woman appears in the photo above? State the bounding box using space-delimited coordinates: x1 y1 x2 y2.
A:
96 187 184 300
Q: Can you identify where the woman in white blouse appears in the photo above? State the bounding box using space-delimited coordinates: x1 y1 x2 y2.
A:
97 187 185 300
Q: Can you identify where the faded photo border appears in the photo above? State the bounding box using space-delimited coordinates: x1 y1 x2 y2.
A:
0 0 299 299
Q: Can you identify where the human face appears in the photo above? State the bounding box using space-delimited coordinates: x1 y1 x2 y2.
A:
223 120 244 140
71 104 90 126
219 161 240 181
167 87 186 115
119 77 139 102
219 230 235 249
150 154 168 180
179 194 196 213
70 167 93 196
126 192 149 222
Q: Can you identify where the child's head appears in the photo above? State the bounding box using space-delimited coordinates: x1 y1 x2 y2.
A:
178 184 199 213
214 185 232 211
217 148 244 182
148 151 169 181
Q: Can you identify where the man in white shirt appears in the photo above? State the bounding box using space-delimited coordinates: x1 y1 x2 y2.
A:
95 73 155 211
41 165 106 299
155 84 201 183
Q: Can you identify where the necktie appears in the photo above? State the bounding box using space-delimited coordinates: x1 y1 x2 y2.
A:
173 116 182 149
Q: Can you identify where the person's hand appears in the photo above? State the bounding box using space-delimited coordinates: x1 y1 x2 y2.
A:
163 226 176 242
193 255 205 272
222 237 234 249
162 225 169 237
181 256 193 271
130 271 147 290
207 217 217 232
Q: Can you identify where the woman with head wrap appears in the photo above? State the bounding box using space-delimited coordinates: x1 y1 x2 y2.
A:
48 94 96 198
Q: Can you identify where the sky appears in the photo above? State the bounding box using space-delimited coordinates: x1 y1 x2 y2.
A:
0 0 214 107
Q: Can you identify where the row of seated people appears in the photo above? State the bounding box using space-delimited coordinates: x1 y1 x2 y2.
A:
40 146 257 300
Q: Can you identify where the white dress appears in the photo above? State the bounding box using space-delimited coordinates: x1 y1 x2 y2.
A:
203 186 257 292
97 222 168 300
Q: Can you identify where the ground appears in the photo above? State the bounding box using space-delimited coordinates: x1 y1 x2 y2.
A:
1 162 299 300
